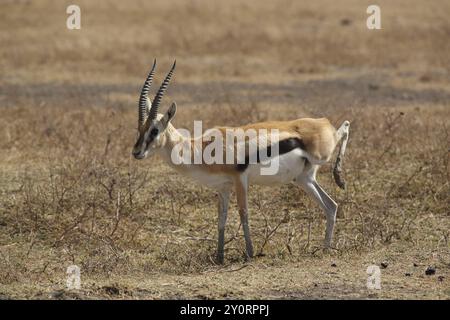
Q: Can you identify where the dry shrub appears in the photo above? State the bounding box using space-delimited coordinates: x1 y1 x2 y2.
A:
1 101 448 285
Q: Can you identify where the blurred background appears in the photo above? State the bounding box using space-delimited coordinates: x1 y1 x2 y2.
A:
2 0 449 111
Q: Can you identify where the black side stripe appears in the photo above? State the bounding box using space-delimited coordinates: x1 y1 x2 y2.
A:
236 137 306 172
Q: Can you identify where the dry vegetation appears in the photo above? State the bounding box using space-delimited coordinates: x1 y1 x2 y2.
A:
0 0 449 299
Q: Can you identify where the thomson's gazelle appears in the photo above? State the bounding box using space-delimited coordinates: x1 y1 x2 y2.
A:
132 60 350 263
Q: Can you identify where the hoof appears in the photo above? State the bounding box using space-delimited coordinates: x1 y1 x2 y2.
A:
244 251 254 262
216 253 224 265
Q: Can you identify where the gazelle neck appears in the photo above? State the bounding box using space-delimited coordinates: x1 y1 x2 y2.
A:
158 122 193 171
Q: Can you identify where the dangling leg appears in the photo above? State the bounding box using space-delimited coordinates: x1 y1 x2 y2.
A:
235 174 254 260
216 188 230 264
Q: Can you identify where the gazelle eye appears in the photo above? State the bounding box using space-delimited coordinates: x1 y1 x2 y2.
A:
150 128 159 137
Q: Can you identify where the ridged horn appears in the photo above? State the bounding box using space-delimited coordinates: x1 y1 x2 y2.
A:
138 59 157 128
149 60 176 120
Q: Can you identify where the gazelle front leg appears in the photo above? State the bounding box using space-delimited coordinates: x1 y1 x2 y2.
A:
235 174 254 260
217 189 230 264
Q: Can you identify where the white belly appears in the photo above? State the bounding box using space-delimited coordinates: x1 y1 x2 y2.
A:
247 149 306 185
185 169 232 189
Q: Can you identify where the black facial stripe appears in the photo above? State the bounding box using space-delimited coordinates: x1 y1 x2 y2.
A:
144 134 154 149
134 134 145 150
236 137 306 172
144 129 160 150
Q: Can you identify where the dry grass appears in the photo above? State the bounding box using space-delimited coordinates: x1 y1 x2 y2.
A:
0 0 449 299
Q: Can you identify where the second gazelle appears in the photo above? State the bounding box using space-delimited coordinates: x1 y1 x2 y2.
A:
132 60 350 263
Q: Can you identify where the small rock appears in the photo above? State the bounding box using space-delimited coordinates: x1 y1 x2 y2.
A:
50 290 65 299
380 262 388 269
103 286 120 295
331 263 337 267
425 266 436 276
419 75 432 82
340 18 352 26
438 276 444 282
413 263 418 267
405 273 412 277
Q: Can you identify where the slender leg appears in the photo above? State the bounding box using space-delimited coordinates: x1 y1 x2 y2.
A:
217 189 230 264
313 181 338 247
313 181 338 215
235 174 254 260
295 176 338 248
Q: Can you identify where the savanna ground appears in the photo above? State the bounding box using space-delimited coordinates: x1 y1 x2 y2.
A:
0 0 449 299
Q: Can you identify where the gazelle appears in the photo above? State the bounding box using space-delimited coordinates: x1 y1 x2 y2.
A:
132 60 350 263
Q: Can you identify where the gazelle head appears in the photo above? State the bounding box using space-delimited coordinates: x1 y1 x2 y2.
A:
132 60 178 160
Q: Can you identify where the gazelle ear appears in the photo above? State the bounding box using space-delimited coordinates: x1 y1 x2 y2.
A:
161 102 177 128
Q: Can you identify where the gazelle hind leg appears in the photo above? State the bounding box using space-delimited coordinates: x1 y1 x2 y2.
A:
216 188 230 264
295 174 338 248
313 182 338 216
313 181 338 246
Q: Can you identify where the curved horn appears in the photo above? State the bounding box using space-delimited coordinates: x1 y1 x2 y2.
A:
149 60 176 120
138 59 157 128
